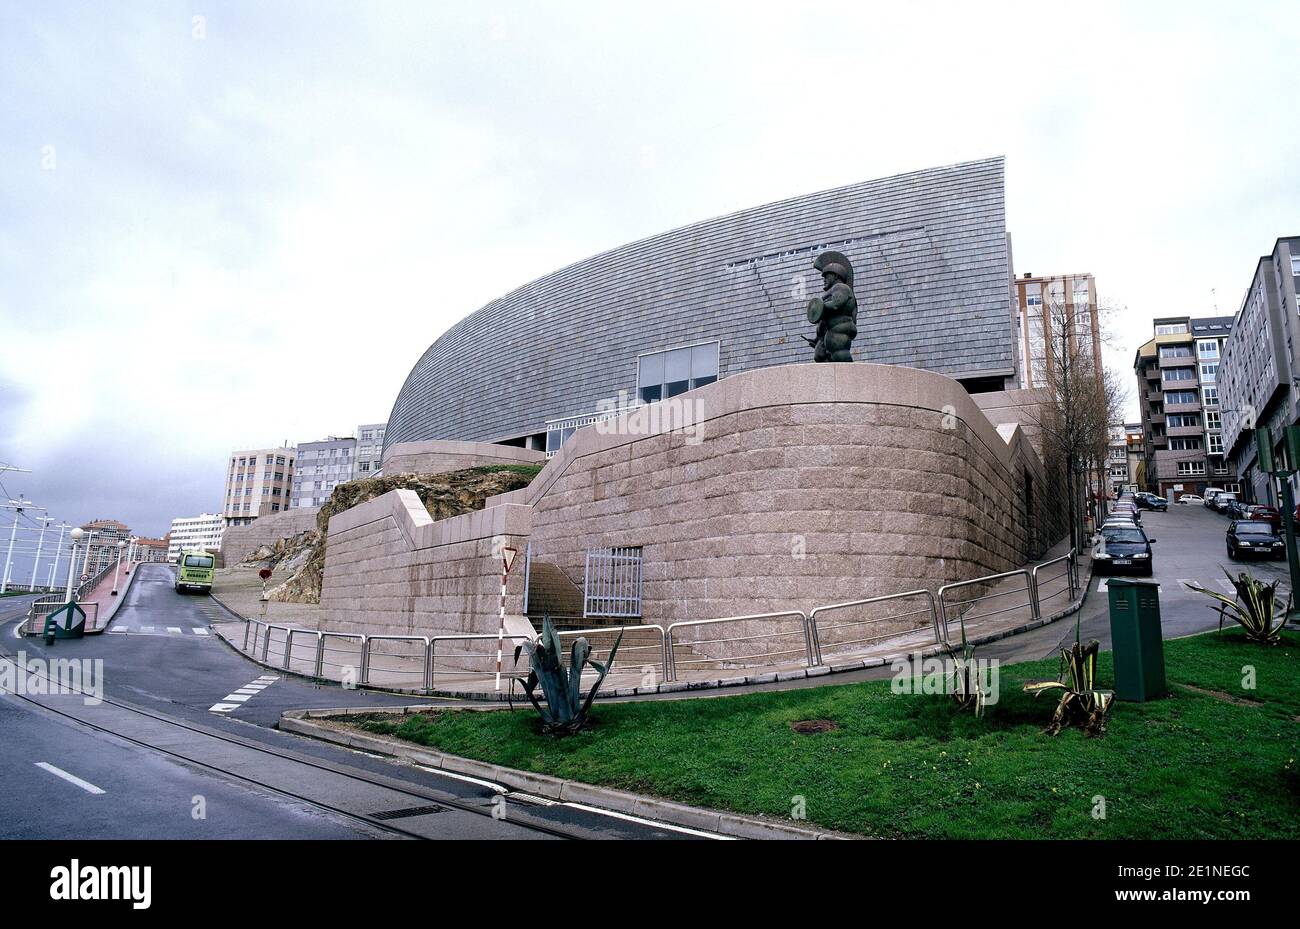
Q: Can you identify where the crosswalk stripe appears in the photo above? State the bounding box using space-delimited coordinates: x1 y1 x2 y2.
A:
193 628 209 635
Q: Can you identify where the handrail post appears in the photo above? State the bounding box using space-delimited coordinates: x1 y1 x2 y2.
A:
424 640 434 692
314 633 325 679
359 637 371 686
1028 568 1042 623
282 629 293 670
242 619 251 652
807 610 823 667
261 625 271 663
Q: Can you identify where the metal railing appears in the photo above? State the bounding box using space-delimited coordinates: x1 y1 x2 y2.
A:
936 569 1038 645
221 548 1082 689
665 610 812 681
583 546 643 619
807 589 940 666
23 594 100 635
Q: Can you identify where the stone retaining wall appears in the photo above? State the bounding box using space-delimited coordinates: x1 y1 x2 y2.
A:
381 440 544 477
222 507 321 563
315 363 1068 657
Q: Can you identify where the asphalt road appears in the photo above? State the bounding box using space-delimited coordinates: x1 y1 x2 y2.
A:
0 565 698 840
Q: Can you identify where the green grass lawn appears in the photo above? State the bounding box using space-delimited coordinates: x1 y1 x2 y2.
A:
340 629 1300 839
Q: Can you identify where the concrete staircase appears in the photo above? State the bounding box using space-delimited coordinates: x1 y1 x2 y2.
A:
524 560 586 629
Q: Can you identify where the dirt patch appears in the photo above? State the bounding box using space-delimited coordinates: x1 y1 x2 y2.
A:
790 719 839 734
1176 684 1264 707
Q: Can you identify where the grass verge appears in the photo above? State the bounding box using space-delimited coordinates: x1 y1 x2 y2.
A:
333 629 1300 839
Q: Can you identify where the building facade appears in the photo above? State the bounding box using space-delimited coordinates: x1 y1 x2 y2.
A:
79 519 131 576
384 158 1021 459
291 436 357 509
353 423 387 480
1133 315 1234 498
224 447 296 527
1106 423 1129 493
1011 272 1103 391
133 537 170 563
1220 236 1300 505
167 514 226 561
1125 422 1145 492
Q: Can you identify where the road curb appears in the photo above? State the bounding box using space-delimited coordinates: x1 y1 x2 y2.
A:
280 707 854 841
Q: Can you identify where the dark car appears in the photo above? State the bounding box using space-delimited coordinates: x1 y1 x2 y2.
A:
1135 493 1168 511
1110 504 1141 525
1094 526 1156 576
1226 520 1285 560
1213 492 1240 514
1224 499 1250 519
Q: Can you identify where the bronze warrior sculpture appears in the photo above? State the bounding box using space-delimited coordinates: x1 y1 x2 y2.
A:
802 250 858 363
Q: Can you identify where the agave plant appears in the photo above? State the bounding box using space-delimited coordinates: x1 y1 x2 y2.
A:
946 610 985 717
1023 620 1114 736
512 615 622 735
1184 570 1291 645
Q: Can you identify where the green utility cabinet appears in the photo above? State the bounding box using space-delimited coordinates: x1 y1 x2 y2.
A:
1106 579 1167 701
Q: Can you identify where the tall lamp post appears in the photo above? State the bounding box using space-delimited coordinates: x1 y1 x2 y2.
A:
2 497 46 594
28 515 53 592
111 539 127 596
64 528 85 604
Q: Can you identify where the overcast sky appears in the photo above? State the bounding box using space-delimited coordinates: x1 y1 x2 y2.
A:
2 1 1298 575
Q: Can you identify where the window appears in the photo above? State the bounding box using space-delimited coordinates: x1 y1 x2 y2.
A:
1200 364 1218 381
362 430 374 440
1155 323 1189 335
1203 387 1219 406
1177 461 1207 475
1159 346 1192 359
1165 390 1198 406
637 342 720 403
359 461 371 472
1292 255 1300 276
1167 414 1200 428
1163 368 1194 381
1169 438 1202 451
1205 410 1221 430
1208 434 1224 455
1197 340 1219 358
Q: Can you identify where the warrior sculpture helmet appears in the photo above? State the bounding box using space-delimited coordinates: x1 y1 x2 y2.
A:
813 250 855 287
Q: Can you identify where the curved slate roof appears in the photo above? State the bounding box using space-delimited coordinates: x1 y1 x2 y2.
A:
386 157 1015 452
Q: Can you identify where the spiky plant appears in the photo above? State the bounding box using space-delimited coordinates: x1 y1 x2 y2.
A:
1184 570 1291 645
946 609 985 717
1023 619 1114 736
512 615 622 735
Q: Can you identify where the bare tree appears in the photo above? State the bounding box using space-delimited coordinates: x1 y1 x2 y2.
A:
1023 286 1128 553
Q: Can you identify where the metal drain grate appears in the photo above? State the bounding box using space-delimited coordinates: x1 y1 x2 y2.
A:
369 804 449 821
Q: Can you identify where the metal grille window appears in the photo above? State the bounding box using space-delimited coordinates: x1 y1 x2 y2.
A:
583 547 643 619
637 342 719 404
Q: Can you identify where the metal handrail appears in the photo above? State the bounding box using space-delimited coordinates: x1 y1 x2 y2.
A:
1031 549 1078 609
360 635 430 687
284 628 322 672
936 569 1036 644
664 610 811 681
807 589 939 665
317 631 366 678
429 633 531 690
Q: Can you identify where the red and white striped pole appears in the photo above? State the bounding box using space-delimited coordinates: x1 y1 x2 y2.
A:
495 546 518 691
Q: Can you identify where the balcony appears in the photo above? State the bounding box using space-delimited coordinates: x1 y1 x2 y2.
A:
1160 375 1199 392
1158 354 1196 370
1167 425 1203 439
1164 401 1202 415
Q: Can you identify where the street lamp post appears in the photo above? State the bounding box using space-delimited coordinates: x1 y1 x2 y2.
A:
28 515 52 592
46 522 68 590
111 539 127 596
65 528 84 604
1 504 19 594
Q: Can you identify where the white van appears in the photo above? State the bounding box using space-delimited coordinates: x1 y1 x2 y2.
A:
1203 488 1226 508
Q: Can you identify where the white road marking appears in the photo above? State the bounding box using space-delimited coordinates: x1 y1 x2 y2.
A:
560 801 733 839
138 626 155 633
209 676 277 714
167 627 182 634
208 703 240 713
414 765 507 794
221 694 251 703
35 762 105 795
193 628 210 635
232 688 260 695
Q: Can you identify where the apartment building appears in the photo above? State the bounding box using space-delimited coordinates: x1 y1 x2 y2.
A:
1133 315 1234 498
167 514 226 561
1220 236 1300 505
353 423 387 480
1012 272 1103 390
79 518 131 576
224 446 296 527
133 537 170 563
291 436 357 508
1125 423 1145 492
1106 423 1129 494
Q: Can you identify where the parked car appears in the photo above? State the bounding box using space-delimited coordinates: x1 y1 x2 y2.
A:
1178 494 1204 505
1224 498 1249 519
1203 488 1226 508
1226 520 1286 560
1110 507 1142 526
1094 525 1156 576
1213 492 1239 513
1244 505 1282 530
1135 492 1168 511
